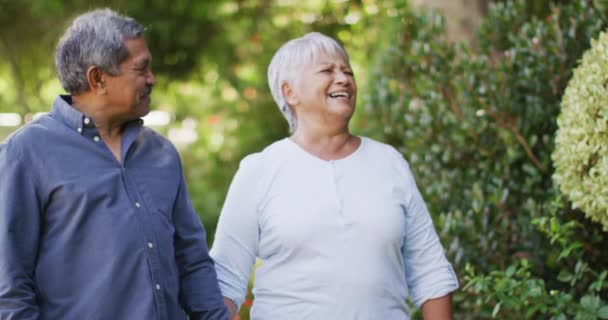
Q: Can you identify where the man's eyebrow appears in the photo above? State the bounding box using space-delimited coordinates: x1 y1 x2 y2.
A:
134 58 151 68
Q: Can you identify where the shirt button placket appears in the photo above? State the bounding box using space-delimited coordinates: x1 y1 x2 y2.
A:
330 162 342 214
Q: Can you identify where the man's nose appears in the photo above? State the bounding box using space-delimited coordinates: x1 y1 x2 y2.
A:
147 70 156 86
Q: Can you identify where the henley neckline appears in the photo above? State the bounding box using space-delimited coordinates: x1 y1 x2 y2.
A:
284 135 366 164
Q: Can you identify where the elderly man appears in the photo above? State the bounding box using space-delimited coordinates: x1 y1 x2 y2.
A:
0 9 228 320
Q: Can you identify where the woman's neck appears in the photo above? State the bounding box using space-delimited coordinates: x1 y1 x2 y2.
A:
290 129 360 161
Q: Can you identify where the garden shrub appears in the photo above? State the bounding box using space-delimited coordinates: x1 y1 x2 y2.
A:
361 0 608 318
553 31 608 232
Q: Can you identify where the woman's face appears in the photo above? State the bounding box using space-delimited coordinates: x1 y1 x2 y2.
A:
286 50 357 128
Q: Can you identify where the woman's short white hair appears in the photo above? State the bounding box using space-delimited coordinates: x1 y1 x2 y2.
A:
267 32 350 132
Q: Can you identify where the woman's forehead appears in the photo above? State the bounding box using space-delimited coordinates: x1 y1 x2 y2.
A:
304 49 349 66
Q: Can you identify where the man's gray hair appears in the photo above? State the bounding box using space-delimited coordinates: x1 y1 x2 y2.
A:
267 32 350 132
55 8 144 94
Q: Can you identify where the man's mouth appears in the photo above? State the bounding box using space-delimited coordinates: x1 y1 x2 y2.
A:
141 86 153 98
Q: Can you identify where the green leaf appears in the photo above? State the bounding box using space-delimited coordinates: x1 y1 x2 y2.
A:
581 295 600 311
557 270 573 283
492 302 502 318
598 306 608 319
506 265 516 277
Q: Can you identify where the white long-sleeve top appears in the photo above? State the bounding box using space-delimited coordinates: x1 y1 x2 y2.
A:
210 137 458 320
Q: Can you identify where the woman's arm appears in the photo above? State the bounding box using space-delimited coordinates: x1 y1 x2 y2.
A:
210 154 263 317
223 297 238 320
421 294 452 320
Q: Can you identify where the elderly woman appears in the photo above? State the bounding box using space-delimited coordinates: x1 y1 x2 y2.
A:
210 32 458 319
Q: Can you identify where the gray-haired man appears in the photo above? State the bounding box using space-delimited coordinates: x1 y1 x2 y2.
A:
0 9 228 320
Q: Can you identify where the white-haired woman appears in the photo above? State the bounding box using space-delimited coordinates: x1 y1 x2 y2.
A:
210 32 458 320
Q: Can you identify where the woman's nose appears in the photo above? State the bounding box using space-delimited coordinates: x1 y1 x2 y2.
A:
334 71 349 84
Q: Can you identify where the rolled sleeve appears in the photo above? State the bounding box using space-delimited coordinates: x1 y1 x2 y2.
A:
397 155 459 308
210 155 261 310
0 141 41 319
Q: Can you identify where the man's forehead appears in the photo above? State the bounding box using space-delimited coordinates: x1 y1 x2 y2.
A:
124 38 152 62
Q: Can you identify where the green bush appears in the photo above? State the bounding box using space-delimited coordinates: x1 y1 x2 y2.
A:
361 0 608 318
553 31 608 232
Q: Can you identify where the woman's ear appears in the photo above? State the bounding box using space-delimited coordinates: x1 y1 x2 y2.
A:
86 66 106 95
281 81 299 106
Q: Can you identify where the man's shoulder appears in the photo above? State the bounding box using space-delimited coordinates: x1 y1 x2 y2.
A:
138 126 178 151
1 116 56 159
139 126 171 143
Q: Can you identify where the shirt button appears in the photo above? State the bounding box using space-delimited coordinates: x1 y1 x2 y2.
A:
155 284 161 290
84 117 91 125
135 202 141 208
147 242 154 249
93 136 100 142
77 127 82 133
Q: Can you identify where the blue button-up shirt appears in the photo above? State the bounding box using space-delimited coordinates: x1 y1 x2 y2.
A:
0 96 228 320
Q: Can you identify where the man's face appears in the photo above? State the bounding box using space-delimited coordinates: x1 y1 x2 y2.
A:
103 37 155 121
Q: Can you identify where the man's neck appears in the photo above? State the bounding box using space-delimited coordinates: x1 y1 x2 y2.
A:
72 93 125 163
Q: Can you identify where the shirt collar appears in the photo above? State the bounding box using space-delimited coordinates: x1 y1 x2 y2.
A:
50 95 87 134
50 95 144 135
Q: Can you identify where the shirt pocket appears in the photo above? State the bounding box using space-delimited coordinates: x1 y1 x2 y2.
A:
133 168 180 221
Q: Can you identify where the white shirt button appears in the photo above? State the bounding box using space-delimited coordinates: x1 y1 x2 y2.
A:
84 117 90 125
93 136 100 142
135 202 141 208
155 284 161 290
77 127 82 133
147 242 154 249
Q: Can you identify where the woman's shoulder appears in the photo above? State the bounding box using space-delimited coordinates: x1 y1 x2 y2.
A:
238 138 292 171
359 136 406 162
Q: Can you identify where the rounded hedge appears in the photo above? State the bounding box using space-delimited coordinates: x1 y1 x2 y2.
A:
553 31 608 231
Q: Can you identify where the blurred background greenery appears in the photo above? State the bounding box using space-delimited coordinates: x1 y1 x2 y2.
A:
1 0 607 319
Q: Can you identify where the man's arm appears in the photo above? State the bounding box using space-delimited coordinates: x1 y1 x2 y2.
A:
172 170 229 320
0 142 41 319
421 294 452 320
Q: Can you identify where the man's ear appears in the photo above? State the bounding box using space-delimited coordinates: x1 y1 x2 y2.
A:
281 81 298 106
86 66 106 94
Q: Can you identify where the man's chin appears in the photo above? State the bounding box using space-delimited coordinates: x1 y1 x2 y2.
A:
132 103 151 120
138 106 151 118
